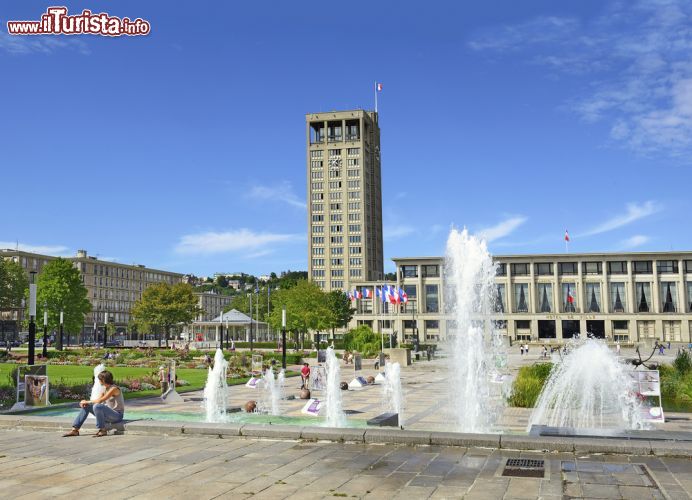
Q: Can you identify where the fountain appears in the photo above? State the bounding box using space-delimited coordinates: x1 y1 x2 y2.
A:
444 228 505 433
324 347 346 427
259 366 284 416
90 363 106 402
528 338 644 430
382 362 403 424
203 349 229 423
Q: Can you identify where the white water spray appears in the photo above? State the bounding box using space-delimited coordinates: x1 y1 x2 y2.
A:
90 363 106 402
260 366 283 416
383 362 403 424
324 347 346 427
444 228 505 432
528 338 644 430
203 349 228 423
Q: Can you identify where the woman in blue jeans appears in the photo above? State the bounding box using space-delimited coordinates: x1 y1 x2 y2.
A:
63 370 125 437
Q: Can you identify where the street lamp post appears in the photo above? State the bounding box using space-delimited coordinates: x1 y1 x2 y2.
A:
58 311 64 351
248 292 254 352
104 311 108 347
28 271 37 365
42 306 48 358
281 306 287 369
225 319 229 350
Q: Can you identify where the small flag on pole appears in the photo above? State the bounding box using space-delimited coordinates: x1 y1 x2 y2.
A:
564 230 570 253
363 288 372 299
374 82 382 112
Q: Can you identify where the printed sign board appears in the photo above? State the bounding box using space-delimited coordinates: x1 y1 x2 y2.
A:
628 369 664 423
354 354 362 371
251 354 263 375
301 398 321 417
311 366 326 391
24 375 49 406
317 350 326 363
16 365 47 403
245 377 260 389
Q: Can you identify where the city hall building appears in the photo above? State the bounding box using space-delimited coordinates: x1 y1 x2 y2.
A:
349 252 692 345
306 109 385 291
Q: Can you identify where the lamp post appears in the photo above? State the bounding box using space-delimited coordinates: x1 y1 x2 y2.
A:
58 311 64 351
413 301 420 353
281 305 287 369
104 311 108 347
28 271 37 365
248 292 254 352
42 305 48 358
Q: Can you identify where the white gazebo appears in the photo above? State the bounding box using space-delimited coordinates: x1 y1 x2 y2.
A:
185 309 270 345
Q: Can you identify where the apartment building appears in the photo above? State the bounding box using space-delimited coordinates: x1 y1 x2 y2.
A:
0 248 183 335
194 291 233 322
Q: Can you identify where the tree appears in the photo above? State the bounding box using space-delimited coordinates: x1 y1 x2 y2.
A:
28 258 91 337
325 290 354 339
215 275 228 288
343 325 381 357
384 272 396 281
267 280 330 347
131 282 202 347
0 259 28 310
225 288 271 321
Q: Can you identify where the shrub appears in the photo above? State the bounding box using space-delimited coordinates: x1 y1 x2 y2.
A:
673 350 691 376
509 363 553 408
343 325 381 357
140 383 156 391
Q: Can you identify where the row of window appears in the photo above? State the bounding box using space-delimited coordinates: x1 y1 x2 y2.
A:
312 203 360 212
310 148 361 158
501 260 691 277
502 281 692 314
400 265 440 278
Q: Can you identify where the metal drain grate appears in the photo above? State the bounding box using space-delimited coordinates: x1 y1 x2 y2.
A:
502 458 545 478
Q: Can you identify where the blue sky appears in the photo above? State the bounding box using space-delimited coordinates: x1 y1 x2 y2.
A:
1 0 691 276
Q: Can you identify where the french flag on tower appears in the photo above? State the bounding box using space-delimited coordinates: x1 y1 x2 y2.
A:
564 230 570 242
376 82 383 92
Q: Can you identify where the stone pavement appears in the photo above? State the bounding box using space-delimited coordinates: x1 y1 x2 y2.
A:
0 428 690 499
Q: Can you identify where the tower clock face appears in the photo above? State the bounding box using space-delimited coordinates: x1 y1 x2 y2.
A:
329 158 342 168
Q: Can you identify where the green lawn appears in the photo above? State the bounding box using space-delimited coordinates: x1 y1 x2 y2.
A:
0 363 299 403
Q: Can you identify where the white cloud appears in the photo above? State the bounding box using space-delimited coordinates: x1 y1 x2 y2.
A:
383 225 415 240
620 235 650 249
578 201 661 237
0 31 90 55
468 1 692 158
478 216 527 242
246 181 306 209
468 16 579 52
175 229 303 255
0 241 70 256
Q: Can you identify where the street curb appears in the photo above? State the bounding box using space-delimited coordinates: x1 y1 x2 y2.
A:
0 414 689 457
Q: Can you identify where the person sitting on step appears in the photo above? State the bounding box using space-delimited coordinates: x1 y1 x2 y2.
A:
62 370 125 438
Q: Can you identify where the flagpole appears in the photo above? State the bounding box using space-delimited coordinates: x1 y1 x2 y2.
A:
374 81 378 113
378 286 384 354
